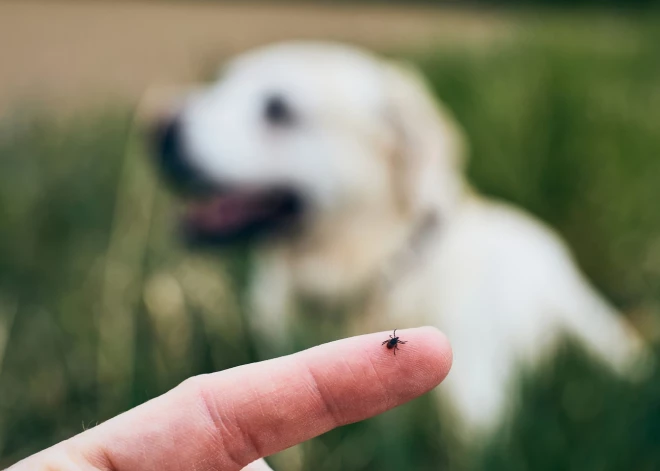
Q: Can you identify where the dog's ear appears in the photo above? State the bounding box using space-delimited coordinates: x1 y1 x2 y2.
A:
382 60 468 217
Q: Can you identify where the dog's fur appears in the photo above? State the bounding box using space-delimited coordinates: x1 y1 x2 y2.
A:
150 41 651 439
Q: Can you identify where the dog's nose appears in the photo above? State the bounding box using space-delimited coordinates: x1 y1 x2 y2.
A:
152 116 211 194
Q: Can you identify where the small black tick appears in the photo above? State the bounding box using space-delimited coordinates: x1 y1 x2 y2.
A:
382 329 407 355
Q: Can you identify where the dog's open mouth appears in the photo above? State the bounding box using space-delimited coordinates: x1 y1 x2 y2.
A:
181 186 304 245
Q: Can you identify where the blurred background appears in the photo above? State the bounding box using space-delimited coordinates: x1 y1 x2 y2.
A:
1 1 660 469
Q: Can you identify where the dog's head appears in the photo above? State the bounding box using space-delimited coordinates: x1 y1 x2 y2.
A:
151 41 466 246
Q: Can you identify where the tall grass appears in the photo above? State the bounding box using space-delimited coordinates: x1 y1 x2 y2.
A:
0 16 659 470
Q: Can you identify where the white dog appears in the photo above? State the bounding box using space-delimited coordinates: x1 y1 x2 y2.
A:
150 41 651 440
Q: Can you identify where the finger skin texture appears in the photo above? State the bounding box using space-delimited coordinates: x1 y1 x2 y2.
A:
8 327 451 471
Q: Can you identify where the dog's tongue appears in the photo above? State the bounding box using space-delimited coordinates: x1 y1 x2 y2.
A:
182 188 302 241
185 193 263 233
184 189 290 235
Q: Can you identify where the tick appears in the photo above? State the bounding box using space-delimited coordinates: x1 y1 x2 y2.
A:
382 329 407 355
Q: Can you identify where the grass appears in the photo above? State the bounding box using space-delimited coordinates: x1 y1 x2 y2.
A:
1 14 660 470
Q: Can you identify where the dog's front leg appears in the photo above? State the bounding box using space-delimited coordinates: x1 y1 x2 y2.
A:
248 248 296 359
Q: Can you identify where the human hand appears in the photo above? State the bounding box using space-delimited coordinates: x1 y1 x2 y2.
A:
8 327 451 471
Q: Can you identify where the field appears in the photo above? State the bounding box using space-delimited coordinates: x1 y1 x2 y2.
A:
1 4 660 470
0 1 507 112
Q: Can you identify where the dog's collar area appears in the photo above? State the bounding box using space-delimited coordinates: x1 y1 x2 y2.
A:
379 211 441 289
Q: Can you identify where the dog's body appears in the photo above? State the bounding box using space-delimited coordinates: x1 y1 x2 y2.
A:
250 192 647 436
152 41 650 439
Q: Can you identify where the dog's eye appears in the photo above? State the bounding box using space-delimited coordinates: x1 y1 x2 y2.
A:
264 95 294 126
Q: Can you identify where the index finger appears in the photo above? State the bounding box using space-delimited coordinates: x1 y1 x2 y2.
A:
42 327 451 471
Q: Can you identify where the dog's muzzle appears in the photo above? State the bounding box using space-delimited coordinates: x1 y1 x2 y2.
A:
150 116 305 246
152 116 215 196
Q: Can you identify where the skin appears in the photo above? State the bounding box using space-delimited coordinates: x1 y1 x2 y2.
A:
8 327 452 471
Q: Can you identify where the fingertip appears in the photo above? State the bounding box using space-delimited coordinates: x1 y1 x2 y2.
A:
416 326 453 377
403 326 453 387
366 327 453 401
